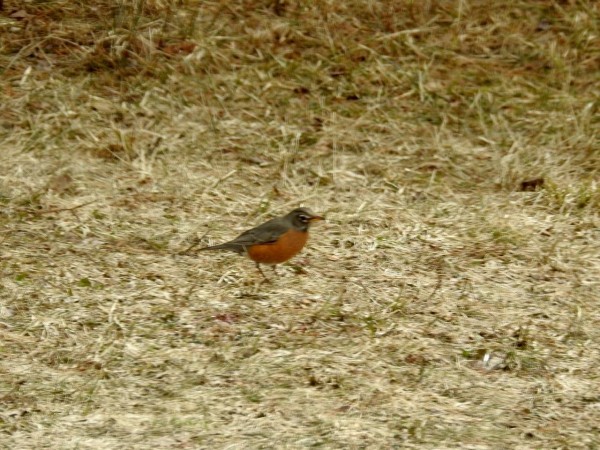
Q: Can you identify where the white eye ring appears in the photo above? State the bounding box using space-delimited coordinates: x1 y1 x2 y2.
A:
299 215 310 222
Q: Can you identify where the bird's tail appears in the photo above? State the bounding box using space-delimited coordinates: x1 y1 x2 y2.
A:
199 243 244 253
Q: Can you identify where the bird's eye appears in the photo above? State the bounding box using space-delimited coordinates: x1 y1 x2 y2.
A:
299 214 310 222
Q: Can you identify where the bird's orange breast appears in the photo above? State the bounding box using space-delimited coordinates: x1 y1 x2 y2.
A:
247 229 309 264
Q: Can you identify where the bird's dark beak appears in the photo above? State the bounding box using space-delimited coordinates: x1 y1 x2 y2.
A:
309 215 324 222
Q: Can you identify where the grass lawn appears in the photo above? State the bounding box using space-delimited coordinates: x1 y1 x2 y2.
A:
1 1 599 448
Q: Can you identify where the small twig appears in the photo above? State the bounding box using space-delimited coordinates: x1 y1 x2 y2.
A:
178 230 209 255
25 200 97 216
427 269 444 301
0 230 10 246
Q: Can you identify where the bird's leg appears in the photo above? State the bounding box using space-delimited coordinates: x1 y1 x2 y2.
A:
272 265 279 276
256 262 270 281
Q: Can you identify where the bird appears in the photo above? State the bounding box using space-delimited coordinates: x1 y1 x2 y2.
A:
200 207 324 280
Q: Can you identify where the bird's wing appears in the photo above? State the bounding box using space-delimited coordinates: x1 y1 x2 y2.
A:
228 218 288 247
200 217 289 253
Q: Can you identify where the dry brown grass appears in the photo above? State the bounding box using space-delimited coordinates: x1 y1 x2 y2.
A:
1 0 599 448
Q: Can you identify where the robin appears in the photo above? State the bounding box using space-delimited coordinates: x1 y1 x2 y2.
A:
200 207 324 279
